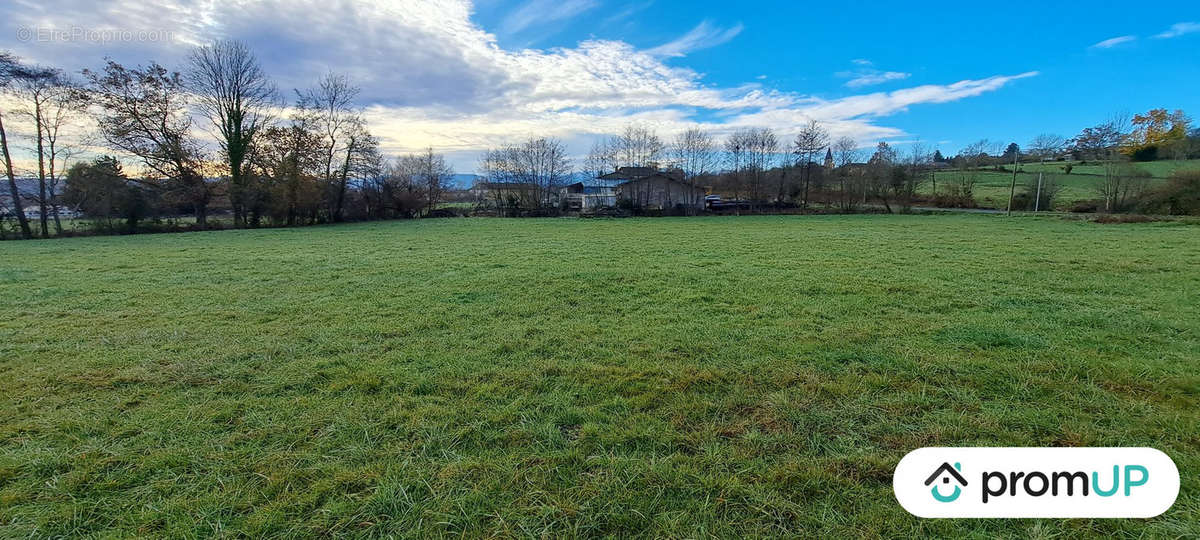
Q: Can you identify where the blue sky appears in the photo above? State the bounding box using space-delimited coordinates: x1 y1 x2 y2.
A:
472 0 1200 149
2 0 1198 172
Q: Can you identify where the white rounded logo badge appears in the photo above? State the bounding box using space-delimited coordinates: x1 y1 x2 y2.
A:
894 448 1180 518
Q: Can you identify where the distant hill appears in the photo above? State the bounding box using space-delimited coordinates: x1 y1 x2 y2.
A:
446 174 483 190
449 172 603 190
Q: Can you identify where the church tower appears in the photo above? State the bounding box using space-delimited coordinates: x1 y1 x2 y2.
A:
823 148 834 170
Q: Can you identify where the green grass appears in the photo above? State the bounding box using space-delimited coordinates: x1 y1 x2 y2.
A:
1021 159 1200 179
2 216 1198 537
928 171 1112 209
930 159 1200 210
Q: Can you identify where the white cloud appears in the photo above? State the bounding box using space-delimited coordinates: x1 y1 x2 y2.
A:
0 0 1038 172
645 20 744 58
500 0 598 35
601 1 653 26
1091 35 1136 48
1153 22 1200 39
836 60 911 88
844 71 911 88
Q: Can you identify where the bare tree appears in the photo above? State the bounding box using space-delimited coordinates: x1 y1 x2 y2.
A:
720 128 778 208
250 121 324 226
1071 113 1130 161
332 118 378 220
1 52 44 239
1097 160 1149 212
672 128 717 212
899 142 929 212
867 142 898 213
1026 133 1067 160
414 147 452 215
38 76 89 234
297 73 361 221
8 65 91 235
478 148 524 213
584 138 617 179
523 138 572 206
946 139 995 204
831 136 861 211
614 125 665 168
12 67 63 236
84 60 212 226
745 128 779 208
792 120 830 209
724 129 751 203
958 139 996 167
188 40 278 227
1075 113 1140 212
387 154 434 218
480 138 571 211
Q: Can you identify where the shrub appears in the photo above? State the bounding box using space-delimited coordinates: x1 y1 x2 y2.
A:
929 193 977 208
426 207 468 218
1130 145 1159 162
1069 201 1099 213
1014 175 1063 211
1138 171 1200 216
1092 214 1161 224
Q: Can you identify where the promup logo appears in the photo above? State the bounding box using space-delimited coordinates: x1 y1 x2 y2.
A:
894 448 1179 518
925 462 967 502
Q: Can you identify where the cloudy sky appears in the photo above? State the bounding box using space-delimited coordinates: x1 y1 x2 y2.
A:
2 0 1198 172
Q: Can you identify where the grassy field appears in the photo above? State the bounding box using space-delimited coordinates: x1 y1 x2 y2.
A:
929 159 1200 210
1020 159 1200 179
926 170 1096 209
2 216 1198 537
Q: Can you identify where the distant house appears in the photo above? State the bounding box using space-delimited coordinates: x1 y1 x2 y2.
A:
558 167 707 211
612 169 706 210
598 166 656 181
561 178 622 211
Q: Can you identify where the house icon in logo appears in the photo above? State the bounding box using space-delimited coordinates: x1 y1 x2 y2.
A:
925 462 968 502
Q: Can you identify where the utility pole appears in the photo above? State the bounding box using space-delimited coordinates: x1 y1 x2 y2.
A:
1035 172 1043 212
1006 151 1019 216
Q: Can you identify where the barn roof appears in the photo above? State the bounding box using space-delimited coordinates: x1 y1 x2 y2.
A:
597 166 655 180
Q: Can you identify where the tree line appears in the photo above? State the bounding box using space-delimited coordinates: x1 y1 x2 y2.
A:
3 42 1199 240
1 43 455 239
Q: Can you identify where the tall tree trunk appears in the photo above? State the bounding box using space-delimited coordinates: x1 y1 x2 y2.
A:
195 202 208 227
286 178 297 227
229 153 246 227
334 145 352 222
49 182 62 234
47 137 63 235
230 175 244 228
802 165 811 210
0 111 32 239
34 100 49 237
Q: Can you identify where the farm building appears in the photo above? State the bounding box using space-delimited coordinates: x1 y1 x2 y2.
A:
560 178 622 210
613 170 705 210
570 166 706 211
